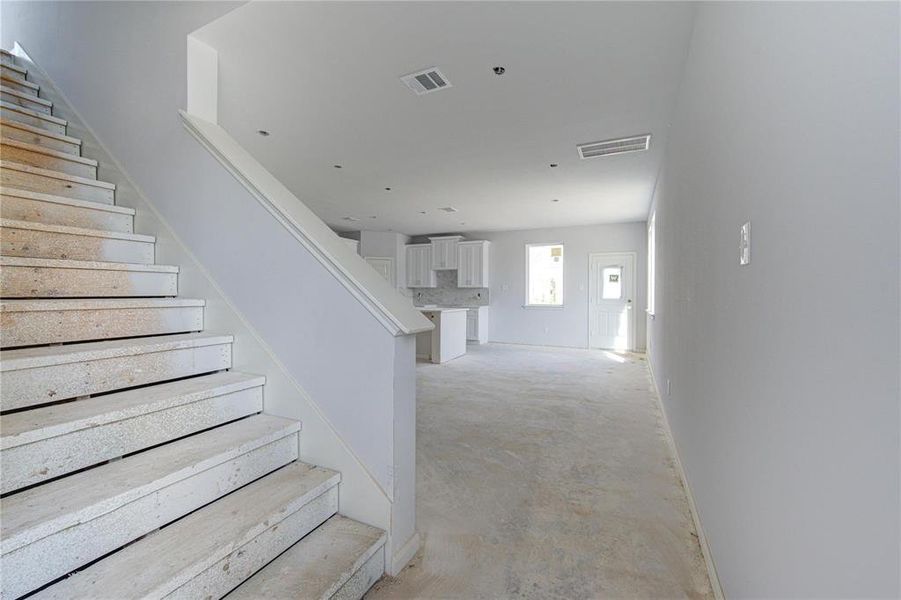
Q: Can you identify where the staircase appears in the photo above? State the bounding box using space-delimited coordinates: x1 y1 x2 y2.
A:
0 48 386 599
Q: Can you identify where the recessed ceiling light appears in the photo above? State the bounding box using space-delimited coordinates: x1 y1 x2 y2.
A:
419 211 427 215
333 164 342 169
493 66 506 75
369 216 377 219
384 187 392 191
342 216 360 222
552 199 560 203
257 130 270 137
549 163 558 168
439 207 458 213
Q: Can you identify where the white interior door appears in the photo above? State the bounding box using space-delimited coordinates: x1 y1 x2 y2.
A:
589 252 635 350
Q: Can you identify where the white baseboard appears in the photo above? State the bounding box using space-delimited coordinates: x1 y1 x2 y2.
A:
646 359 725 600
387 532 420 577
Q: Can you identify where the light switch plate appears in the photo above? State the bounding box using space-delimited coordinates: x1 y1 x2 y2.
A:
740 221 751 265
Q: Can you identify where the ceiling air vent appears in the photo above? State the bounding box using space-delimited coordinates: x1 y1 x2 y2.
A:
577 134 651 159
400 68 452 96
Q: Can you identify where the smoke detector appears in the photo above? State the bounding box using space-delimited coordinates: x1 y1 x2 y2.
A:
400 68 452 95
577 134 651 159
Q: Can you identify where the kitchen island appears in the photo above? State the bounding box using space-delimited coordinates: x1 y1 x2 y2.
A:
416 308 468 363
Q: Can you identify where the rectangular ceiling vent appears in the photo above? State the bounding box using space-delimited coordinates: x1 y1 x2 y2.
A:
401 68 452 96
577 134 651 159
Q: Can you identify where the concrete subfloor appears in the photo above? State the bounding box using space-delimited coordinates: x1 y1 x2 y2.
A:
368 343 713 600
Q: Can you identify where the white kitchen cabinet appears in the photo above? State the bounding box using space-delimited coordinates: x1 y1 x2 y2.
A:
429 236 464 270
457 240 490 288
466 307 490 344
405 244 436 288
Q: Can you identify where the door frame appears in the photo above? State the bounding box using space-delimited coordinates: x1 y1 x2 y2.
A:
364 256 396 288
587 251 637 351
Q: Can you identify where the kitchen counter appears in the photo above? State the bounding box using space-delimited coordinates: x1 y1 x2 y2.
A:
416 308 468 363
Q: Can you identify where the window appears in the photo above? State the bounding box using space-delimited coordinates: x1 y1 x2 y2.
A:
647 211 656 315
602 266 623 299
526 243 564 306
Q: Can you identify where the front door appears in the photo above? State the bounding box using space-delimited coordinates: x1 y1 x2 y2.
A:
588 252 635 350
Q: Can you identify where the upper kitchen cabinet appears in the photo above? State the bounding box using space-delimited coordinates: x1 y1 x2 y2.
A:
457 240 490 288
405 243 437 287
429 236 464 270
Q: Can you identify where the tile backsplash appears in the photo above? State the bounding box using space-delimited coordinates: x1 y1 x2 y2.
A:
412 270 489 306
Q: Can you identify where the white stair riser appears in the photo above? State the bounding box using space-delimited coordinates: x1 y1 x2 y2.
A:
1 105 64 134
1 167 113 204
1 435 299 600
1 142 96 178
333 547 386 600
1 77 38 96
0 264 177 298
1 342 231 411
1 385 263 493
1 123 79 155
1 194 133 232
1 225 152 263
1 89 50 114
167 488 338 600
0 64 26 82
1 305 203 348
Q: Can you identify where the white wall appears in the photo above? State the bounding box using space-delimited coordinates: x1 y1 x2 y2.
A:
1 1 420 563
647 3 900 597
470 223 647 350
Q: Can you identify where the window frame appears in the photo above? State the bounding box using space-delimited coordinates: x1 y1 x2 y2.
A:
524 242 565 309
647 211 656 317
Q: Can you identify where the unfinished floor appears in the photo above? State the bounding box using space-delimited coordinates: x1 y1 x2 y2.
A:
368 343 712 599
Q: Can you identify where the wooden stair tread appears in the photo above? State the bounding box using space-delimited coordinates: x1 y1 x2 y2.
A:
1 218 150 241
0 160 113 189
0 297 204 312
0 100 65 125
0 371 264 449
1 61 27 76
230 515 386 600
1 138 96 166
0 331 232 371
0 73 38 91
0 255 177 272
0 84 51 107
0 188 132 214
0 118 79 145
30 462 338 600
1 415 302 552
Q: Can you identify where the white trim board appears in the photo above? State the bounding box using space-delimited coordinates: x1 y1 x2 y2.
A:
646 355 725 600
